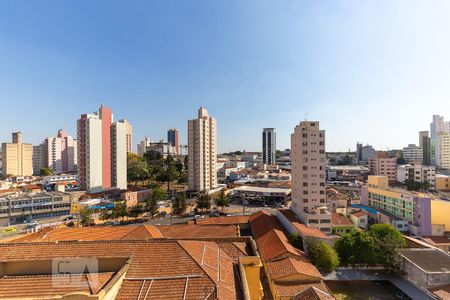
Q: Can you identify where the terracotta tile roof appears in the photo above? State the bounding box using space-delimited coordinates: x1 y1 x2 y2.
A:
178 240 240 300
193 216 250 226
331 213 353 226
0 273 115 298
249 210 304 262
156 224 239 238
350 210 367 218
0 240 238 299
278 210 330 240
8 225 162 243
429 284 450 300
267 257 322 280
294 286 336 300
422 236 450 245
274 281 332 299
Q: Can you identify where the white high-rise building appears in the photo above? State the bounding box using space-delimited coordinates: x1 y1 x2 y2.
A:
188 107 217 192
430 115 450 167
262 128 276 165
291 121 331 234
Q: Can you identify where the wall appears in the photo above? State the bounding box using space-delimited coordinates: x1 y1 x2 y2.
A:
431 199 450 232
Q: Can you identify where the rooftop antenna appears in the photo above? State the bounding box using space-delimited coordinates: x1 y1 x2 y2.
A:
304 112 309 122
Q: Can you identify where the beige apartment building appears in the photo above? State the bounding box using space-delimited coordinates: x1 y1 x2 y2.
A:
188 107 217 192
1 132 33 177
291 121 331 234
119 119 133 154
368 152 397 182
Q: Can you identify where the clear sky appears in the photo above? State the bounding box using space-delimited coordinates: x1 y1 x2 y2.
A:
1 1 450 153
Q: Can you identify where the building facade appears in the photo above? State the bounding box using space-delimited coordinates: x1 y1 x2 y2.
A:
368 152 397 182
291 121 331 234
33 129 77 175
356 143 376 163
262 128 276 165
0 192 71 226
397 164 436 187
361 176 432 235
430 115 450 167
188 107 217 192
77 105 128 193
167 128 179 156
119 119 133 154
1 132 33 177
419 131 430 165
436 174 450 191
403 144 423 164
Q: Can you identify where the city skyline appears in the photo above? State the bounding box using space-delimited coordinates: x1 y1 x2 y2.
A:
1 1 450 152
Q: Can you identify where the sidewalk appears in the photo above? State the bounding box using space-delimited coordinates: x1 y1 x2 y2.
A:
325 269 434 300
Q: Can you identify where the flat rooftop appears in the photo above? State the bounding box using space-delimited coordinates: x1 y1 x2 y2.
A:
233 185 291 194
398 248 450 273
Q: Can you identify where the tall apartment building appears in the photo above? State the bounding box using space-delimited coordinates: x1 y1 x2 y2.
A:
1 132 33 177
368 152 397 182
188 107 217 192
430 115 450 167
356 143 376 163
33 129 77 174
403 144 423 164
262 128 276 165
77 105 128 193
167 128 179 155
119 119 132 154
419 131 430 165
291 121 331 234
397 164 436 187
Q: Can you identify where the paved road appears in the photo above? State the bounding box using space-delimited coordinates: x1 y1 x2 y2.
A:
324 269 434 300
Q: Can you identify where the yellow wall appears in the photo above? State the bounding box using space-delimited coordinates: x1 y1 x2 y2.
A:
239 257 264 300
436 176 450 191
368 176 389 189
431 200 450 231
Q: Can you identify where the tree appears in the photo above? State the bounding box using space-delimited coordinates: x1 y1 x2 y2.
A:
156 160 179 192
128 204 144 219
99 209 113 222
145 197 158 218
197 192 211 211
288 233 303 251
127 154 149 186
79 207 93 226
334 231 375 266
215 190 229 211
172 193 187 215
152 187 168 201
369 224 406 273
40 167 54 176
112 202 128 221
308 241 339 273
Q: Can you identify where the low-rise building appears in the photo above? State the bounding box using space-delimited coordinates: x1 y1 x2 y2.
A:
331 212 355 235
436 174 450 191
349 210 369 230
0 192 71 226
232 186 291 203
42 174 78 186
121 188 152 207
326 165 370 182
398 248 450 289
397 164 436 187
361 176 432 235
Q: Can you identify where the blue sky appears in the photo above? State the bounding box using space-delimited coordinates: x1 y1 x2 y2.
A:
1 1 450 153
